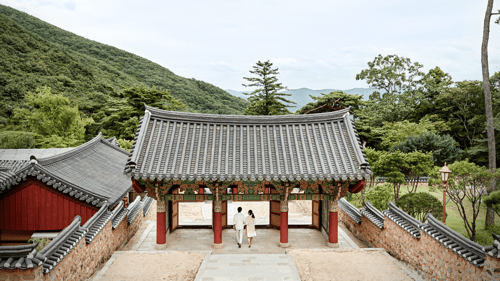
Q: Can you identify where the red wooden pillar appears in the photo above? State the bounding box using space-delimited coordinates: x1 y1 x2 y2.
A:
328 200 339 248
213 200 223 248
156 199 167 250
279 200 289 247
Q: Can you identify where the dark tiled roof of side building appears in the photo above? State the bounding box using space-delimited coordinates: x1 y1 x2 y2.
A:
125 106 372 182
0 133 132 207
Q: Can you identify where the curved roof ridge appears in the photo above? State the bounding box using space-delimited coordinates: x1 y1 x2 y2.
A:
98 137 130 156
37 133 103 165
145 105 350 124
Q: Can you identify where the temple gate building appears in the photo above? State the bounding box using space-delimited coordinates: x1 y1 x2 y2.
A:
125 105 372 249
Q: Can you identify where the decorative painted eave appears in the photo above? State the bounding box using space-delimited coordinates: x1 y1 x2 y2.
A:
338 198 361 224
383 202 422 239
124 106 372 182
361 201 384 229
420 213 485 266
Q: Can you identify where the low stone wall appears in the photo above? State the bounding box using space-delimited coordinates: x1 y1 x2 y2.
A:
339 206 500 280
1 200 155 281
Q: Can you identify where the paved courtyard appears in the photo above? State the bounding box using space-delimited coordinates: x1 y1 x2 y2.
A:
92 221 420 281
129 221 360 254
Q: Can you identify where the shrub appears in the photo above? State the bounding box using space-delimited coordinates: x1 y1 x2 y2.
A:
27 237 50 252
397 192 443 222
0 131 38 148
117 138 133 151
364 183 393 211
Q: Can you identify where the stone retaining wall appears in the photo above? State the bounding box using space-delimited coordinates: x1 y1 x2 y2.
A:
339 206 500 280
0 200 155 281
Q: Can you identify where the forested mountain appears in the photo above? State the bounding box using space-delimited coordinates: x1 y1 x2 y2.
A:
0 4 248 123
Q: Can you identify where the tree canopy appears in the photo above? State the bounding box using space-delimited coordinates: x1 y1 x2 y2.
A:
242 60 295 115
9 86 93 148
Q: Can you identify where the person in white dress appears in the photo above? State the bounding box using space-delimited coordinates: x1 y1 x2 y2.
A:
246 210 257 248
233 207 247 248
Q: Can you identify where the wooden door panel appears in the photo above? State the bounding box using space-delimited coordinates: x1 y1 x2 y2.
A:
171 189 179 232
270 200 280 228
312 200 320 229
222 201 228 228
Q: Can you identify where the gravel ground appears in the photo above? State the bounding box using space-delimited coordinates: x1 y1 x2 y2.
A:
288 249 414 281
96 251 206 281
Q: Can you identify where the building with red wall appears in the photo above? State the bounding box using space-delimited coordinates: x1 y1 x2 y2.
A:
0 134 132 244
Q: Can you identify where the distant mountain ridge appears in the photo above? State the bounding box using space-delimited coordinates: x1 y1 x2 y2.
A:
226 87 379 111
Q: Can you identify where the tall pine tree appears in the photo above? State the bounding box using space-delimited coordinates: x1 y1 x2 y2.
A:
242 60 295 115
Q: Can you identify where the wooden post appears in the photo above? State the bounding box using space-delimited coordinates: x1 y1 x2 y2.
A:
156 199 167 249
213 183 224 248
280 183 290 248
328 200 339 248
280 200 289 247
443 181 447 225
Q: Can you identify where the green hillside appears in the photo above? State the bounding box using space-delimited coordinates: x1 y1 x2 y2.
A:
0 4 247 121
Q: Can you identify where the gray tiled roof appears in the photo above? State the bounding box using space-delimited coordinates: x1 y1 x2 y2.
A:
420 214 485 266
0 148 73 161
360 201 384 228
338 198 361 224
383 202 421 239
0 243 42 270
125 106 372 182
127 196 143 224
111 201 128 229
0 134 132 207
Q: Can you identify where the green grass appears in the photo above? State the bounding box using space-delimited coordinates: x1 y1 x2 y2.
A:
348 183 500 246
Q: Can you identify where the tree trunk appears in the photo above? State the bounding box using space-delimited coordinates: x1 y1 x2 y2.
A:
481 0 497 227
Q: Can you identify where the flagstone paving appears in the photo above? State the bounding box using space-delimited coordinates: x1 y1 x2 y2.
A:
194 254 301 281
93 221 421 281
131 222 360 254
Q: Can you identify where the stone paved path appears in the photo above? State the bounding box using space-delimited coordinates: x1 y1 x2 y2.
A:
194 254 301 281
131 222 360 254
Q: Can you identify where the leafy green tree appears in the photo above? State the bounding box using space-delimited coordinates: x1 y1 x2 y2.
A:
295 91 365 115
371 150 432 203
98 85 185 140
401 151 434 193
412 67 453 122
0 131 38 149
397 193 443 222
365 183 394 211
481 0 499 227
392 132 462 167
355 54 425 123
484 190 500 218
117 139 133 151
10 86 93 148
242 60 295 115
440 161 500 241
434 81 487 154
356 54 424 95
373 119 440 150
371 151 406 204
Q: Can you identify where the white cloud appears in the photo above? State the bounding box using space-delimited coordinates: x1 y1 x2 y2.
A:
3 0 498 91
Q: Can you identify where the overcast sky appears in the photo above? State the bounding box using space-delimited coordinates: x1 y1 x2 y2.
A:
4 0 500 91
